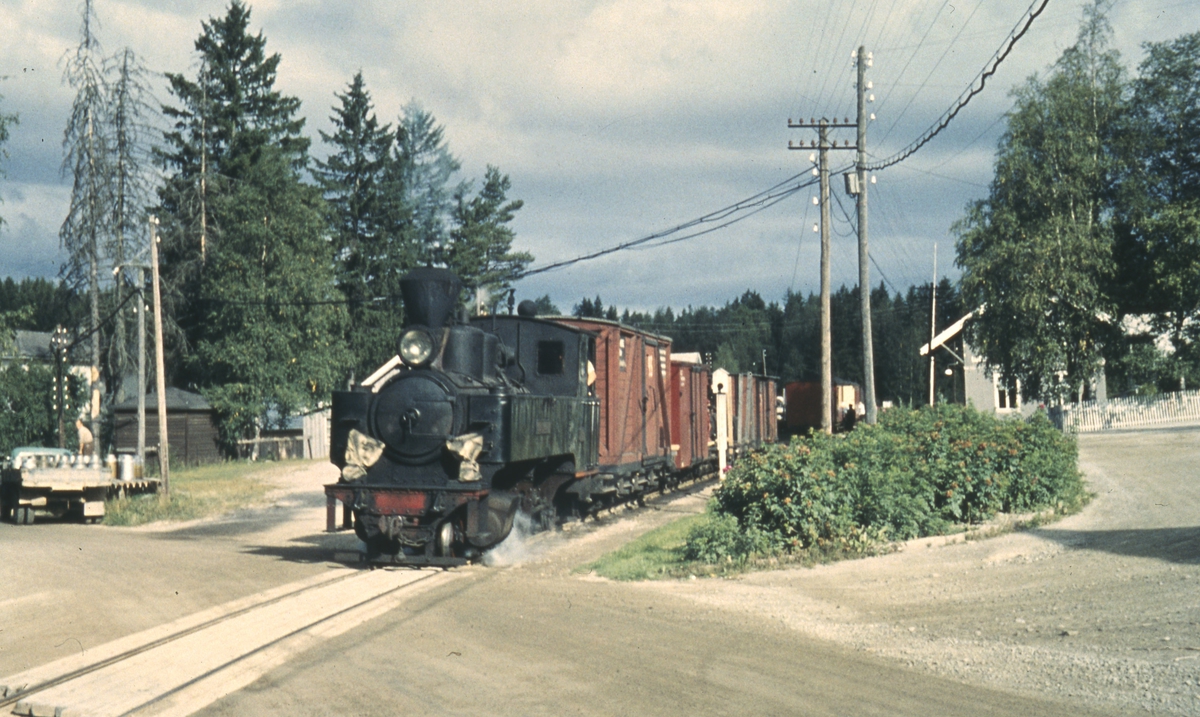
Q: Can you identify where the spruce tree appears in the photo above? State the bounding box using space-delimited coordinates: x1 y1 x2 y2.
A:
104 46 155 402
316 72 407 380
445 166 531 301
0 84 15 229
390 103 462 264
158 1 347 446
60 0 110 456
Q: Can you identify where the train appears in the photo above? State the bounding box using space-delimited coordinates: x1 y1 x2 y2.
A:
324 268 777 565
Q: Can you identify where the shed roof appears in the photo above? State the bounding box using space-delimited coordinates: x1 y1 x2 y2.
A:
113 386 212 412
5 330 53 361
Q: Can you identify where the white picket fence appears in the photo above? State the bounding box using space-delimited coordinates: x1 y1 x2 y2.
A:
1059 389 1200 433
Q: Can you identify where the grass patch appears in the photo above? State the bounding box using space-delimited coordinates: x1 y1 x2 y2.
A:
580 513 712 580
586 495 1092 582
582 512 902 580
104 460 289 526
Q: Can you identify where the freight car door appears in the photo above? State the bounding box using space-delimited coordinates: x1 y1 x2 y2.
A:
641 344 649 455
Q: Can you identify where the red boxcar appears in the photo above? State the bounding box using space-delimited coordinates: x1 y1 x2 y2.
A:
730 372 778 452
553 318 673 479
669 352 713 477
782 378 862 436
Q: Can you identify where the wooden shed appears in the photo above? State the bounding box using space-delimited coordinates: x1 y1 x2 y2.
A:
112 387 223 465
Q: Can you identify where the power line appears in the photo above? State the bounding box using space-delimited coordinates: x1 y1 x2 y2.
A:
875 0 988 147
866 0 1052 172
518 168 847 278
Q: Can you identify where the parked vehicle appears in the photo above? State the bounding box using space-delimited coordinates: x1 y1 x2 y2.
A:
2 447 109 524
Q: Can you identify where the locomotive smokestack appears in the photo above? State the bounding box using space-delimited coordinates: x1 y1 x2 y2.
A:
400 268 462 329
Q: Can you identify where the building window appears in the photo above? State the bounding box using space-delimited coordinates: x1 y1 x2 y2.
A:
658 347 667 381
618 336 627 371
537 341 564 375
996 378 1021 411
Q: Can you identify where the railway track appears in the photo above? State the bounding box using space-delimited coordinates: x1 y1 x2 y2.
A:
0 566 458 717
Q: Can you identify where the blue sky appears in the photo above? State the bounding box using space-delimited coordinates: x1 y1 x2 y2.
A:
1 0 1197 312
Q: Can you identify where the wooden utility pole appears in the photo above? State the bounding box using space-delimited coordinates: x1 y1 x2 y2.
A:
855 46 877 424
150 215 170 495
52 326 68 448
818 122 833 434
929 243 938 407
789 116 856 434
137 265 146 473
199 62 208 266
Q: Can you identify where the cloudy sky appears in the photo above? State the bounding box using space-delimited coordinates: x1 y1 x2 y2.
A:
1 0 1198 312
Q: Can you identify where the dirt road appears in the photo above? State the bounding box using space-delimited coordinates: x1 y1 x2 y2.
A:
6 428 1197 715
0 460 356 676
633 426 1200 715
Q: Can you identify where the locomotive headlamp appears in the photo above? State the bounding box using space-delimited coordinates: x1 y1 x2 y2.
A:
399 328 435 367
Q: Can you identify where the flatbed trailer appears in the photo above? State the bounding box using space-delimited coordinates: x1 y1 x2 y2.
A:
1 465 111 524
0 448 160 525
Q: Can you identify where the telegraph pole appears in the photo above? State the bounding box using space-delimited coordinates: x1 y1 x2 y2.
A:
136 266 147 471
789 117 856 434
150 216 170 495
114 253 149 473
52 326 68 449
790 49 877 429
818 122 833 433
855 46 877 424
929 243 938 407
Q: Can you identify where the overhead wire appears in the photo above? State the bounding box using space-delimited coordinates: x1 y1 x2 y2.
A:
869 0 954 121
865 0 1052 172
789 185 814 292
519 163 852 278
875 0 988 147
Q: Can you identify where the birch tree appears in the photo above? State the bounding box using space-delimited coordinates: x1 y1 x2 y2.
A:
954 1 1125 402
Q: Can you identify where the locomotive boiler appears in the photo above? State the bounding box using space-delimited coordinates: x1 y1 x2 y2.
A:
325 268 599 565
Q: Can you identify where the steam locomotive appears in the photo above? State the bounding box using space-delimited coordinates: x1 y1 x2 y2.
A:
324 268 775 565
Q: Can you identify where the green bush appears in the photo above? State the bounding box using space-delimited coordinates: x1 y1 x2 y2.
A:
687 404 1084 562
682 513 781 563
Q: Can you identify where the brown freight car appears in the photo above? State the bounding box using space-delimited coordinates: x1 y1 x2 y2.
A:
782 377 862 436
552 318 673 491
668 352 714 480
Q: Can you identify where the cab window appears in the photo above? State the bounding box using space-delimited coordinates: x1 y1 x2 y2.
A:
537 340 565 375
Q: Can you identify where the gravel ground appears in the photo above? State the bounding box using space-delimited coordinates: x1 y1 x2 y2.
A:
632 426 1200 715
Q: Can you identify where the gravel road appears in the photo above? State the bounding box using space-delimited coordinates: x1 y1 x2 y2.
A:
0 460 356 676
635 426 1200 715
6 427 1196 715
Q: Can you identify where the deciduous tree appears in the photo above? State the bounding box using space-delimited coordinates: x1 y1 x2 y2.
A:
954 1 1125 402
1112 32 1200 389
